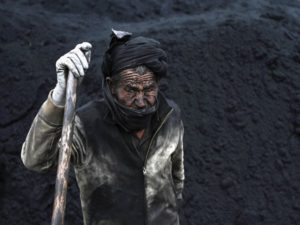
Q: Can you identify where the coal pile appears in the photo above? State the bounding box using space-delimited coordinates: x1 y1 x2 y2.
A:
1 0 300 224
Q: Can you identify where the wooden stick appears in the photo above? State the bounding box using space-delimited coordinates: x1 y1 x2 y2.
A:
51 71 78 225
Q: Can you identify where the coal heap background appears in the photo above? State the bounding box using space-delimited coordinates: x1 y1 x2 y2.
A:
1 0 300 224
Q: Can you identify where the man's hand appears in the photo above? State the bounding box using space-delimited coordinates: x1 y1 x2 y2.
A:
52 42 92 106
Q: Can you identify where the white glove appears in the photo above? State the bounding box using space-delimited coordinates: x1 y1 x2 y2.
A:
52 42 92 106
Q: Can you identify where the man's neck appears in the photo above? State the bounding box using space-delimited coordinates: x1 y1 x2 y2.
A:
134 129 145 140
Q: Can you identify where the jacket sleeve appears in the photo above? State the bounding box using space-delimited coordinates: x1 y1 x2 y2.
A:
21 90 87 172
171 120 185 200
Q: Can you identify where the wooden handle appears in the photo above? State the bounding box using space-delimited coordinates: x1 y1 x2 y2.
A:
51 71 78 225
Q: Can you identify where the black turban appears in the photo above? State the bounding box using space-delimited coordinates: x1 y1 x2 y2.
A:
101 29 168 79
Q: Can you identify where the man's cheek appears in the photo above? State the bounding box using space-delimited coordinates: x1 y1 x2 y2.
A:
146 96 157 106
124 97 134 106
118 94 134 107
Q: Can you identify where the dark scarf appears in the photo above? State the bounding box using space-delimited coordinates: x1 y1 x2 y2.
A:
103 82 159 132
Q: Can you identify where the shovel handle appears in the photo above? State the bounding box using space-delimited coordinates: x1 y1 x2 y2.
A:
51 71 78 225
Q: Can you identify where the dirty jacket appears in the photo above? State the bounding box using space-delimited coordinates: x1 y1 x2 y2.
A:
21 91 185 225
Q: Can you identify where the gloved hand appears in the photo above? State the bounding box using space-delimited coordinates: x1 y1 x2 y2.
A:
52 42 92 106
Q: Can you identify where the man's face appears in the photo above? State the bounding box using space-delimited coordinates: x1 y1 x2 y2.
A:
108 67 158 110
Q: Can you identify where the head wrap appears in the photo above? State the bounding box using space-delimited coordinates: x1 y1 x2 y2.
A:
101 29 167 132
101 29 168 79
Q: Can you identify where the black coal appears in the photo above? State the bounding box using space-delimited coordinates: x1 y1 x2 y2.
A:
1 0 300 224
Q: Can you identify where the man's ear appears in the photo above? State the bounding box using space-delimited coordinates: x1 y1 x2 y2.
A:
106 77 115 94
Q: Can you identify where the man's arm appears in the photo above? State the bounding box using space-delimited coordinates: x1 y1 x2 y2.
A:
21 91 87 172
21 42 92 172
171 120 185 201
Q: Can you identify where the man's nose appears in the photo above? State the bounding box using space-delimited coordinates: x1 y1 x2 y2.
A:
134 93 146 109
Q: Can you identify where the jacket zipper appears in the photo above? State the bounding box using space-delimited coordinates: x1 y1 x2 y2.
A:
143 108 174 174
143 108 173 225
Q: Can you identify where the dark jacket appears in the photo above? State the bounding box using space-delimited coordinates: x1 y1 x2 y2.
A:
21 91 184 225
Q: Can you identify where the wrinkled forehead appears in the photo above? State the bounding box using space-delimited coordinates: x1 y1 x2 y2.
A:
118 67 157 85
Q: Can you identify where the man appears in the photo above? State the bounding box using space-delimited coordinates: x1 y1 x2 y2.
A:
21 29 184 225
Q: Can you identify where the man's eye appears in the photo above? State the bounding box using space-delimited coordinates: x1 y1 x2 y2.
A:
125 87 136 93
144 86 156 92
145 88 153 92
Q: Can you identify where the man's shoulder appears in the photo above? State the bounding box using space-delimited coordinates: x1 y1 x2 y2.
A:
160 93 181 119
161 96 182 126
166 98 181 115
161 97 183 134
76 98 108 119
